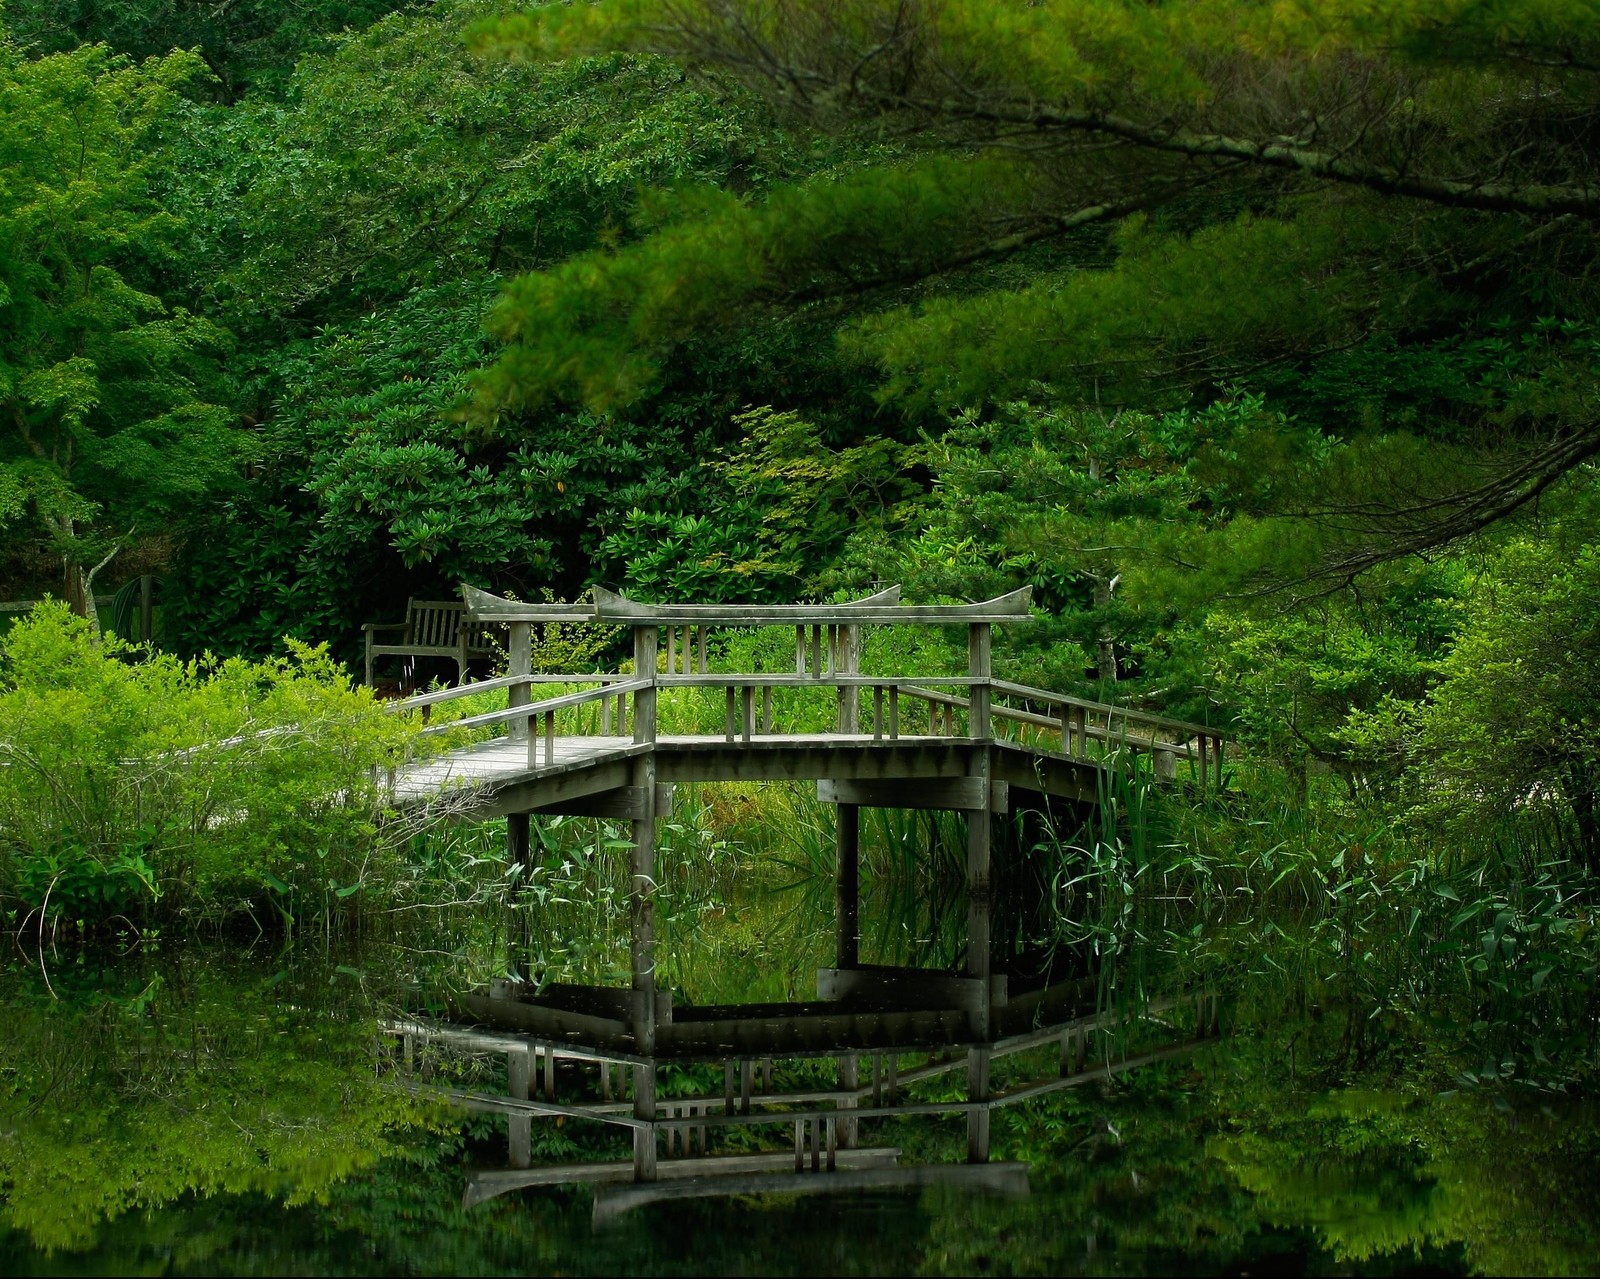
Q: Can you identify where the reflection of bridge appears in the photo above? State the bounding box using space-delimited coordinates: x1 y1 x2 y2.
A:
383 585 1227 1204
386 987 1221 1220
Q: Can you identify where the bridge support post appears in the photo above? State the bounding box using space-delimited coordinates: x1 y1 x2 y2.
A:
837 1054 858 1148
836 803 860 969
630 623 659 1182
508 1046 531 1169
967 621 994 1164
507 813 531 980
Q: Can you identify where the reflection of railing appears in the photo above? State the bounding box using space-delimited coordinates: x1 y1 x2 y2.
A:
382 985 1223 1213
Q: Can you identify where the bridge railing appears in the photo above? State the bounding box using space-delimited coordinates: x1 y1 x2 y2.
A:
390 668 1225 788
379 584 1227 788
391 674 654 769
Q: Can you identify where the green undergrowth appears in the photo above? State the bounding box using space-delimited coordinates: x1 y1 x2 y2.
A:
0 603 444 935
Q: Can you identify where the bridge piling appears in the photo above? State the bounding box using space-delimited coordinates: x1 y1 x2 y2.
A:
836 803 860 969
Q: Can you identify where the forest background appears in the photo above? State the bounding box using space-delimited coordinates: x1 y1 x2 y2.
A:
9 6 1600 1267
3 0 1600 929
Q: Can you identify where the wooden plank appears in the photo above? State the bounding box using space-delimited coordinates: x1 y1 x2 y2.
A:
654 740 977 786
590 585 1033 627
818 777 1008 813
530 784 675 820
653 1005 975 1058
460 584 597 623
988 678 1226 741
591 1162 1029 1222
593 584 902 625
458 992 637 1051
655 674 984 689
817 967 1008 1011
443 752 643 819
463 1148 904 1209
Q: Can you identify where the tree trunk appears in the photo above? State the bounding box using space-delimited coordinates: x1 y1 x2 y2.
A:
1093 572 1117 684
1567 762 1599 875
63 554 103 639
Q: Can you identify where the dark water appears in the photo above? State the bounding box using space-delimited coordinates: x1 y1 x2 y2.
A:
3 935 1597 1277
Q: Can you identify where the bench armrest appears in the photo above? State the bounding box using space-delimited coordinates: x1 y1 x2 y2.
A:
363 622 408 634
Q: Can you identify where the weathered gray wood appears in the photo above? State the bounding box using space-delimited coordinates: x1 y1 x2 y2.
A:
530 784 675 820
989 677 1225 743
591 1162 1029 1222
838 1056 858 1148
507 623 532 742
967 743 993 1067
416 679 649 738
655 673 983 690
366 598 502 686
835 804 859 969
465 1147 904 1209
967 1048 991 1163
817 967 1008 1011
630 733 659 1180
632 627 657 747
655 740 978 786
460 584 597 623
817 777 1008 813
592 585 905 626
508 1047 531 1168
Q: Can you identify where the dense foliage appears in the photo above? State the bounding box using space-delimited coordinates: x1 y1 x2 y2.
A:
5 8 1600 1249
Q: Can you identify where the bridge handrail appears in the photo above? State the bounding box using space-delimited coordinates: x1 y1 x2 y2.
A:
393 672 631 712
987 679 1227 742
386 669 1222 751
654 673 986 689
412 677 653 737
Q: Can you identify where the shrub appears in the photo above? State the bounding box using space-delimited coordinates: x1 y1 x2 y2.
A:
0 602 420 931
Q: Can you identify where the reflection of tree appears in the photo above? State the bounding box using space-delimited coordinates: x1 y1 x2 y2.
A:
0 957 431 1252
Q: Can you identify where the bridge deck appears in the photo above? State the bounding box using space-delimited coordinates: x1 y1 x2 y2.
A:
390 732 1120 816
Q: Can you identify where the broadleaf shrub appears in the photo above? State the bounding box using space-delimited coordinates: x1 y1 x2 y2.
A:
0 603 425 930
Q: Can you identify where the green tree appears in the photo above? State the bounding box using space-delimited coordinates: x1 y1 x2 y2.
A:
0 38 234 626
465 0 1600 591
2 0 410 100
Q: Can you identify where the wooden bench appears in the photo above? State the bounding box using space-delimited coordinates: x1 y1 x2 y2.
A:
363 599 500 688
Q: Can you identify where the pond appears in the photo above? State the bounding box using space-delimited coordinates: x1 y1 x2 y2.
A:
4 793 1600 1276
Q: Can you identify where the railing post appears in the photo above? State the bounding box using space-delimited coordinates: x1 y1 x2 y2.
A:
508 621 532 743
633 626 657 747
968 623 992 741
838 623 860 733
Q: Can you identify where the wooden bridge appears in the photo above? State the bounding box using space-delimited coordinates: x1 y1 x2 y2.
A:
388 583 1225 818
381 584 1227 1196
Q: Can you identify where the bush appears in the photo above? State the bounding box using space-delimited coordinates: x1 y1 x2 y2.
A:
0 602 421 931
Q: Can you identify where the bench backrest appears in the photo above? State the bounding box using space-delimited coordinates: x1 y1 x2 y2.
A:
404 599 501 656
406 599 465 648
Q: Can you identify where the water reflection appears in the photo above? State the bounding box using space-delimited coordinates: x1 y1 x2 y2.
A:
3 849 1600 1273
